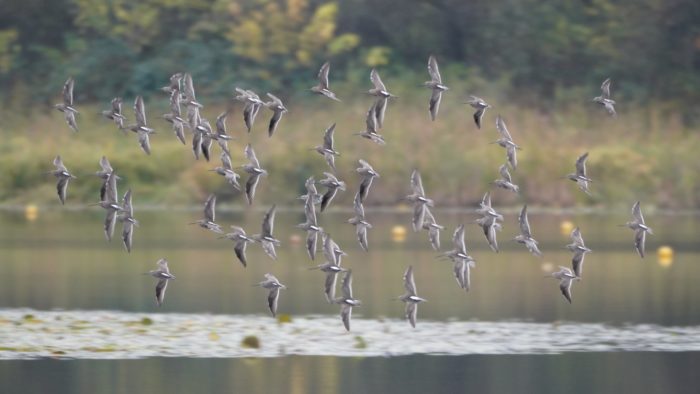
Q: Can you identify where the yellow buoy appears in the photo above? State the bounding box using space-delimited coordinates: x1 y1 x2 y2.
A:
25 204 39 222
657 246 674 268
560 220 574 236
391 225 407 243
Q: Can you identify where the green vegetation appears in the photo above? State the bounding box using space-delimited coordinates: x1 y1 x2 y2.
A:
241 335 261 349
0 0 698 208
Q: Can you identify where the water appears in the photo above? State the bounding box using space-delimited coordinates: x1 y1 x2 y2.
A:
0 209 698 392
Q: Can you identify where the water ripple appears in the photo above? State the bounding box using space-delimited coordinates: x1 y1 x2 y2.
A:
1 309 699 359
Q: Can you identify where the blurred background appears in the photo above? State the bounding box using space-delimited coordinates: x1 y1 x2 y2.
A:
0 0 698 208
1 1 700 393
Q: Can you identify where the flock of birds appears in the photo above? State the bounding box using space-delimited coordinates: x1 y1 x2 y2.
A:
49 57 652 330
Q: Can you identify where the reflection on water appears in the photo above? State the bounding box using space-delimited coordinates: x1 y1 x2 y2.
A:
2 309 700 360
0 210 697 324
0 210 698 392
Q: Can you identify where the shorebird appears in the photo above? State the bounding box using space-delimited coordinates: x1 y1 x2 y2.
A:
492 164 519 193
257 273 286 317
161 72 183 94
405 169 434 231
210 152 241 190
546 266 578 304
162 90 187 144
220 226 256 267
147 258 176 307
514 205 542 257
264 93 288 137
424 55 448 121
242 144 268 205
398 266 427 328
310 233 348 302
333 270 361 331
119 188 138 253
318 172 346 212
476 192 504 221
453 258 476 292
494 115 520 169
356 159 380 202
190 194 223 234
51 155 77 205
129 96 155 155
565 152 592 196
181 73 203 109
623 201 653 258
102 97 126 130
195 118 214 162
348 192 372 252
476 215 501 253
54 77 78 132
354 102 386 145
252 205 281 260
566 227 592 278
310 62 341 101
234 88 264 133
368 69 397 128
466 95 491 129
94 172 124 242
421 206 444 250
95 156 119 202
440 225 477 291
211 111 234 156
312 123 341 172
593 78 617 117
297 177 324 260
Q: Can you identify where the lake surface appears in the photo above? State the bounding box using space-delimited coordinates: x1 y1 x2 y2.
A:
0 208 698 392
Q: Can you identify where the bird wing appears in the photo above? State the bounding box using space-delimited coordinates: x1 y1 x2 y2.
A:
304 195 318 225
571 227 585 247
429 90 442 121
183 73 196 102
486 223 499 252
428 225 441 251
320 187 338 213
104 210 117 242
266 92 283 106
99 156 112 173
105 172 118 203
403 265 417 296
221 151 233 171
215 111 228 135
263 204 276 236
65 111 79 132
453 224 466 254
306 231 318 261
155 279 168 306
317 62 331 89
268 288 280 317
122 221 133 253
245 175 260 205
63 77 74 106
324 272 338 303
134 96 147 126
234 240 248 267
453 260 466 289
506 145 518 170
341 270 353 299
495 115 513 140
411 169 426 196
499 164 512 183
374 97 387 128
370 68 387 91
365 103 378 133
635 229 646 258
358 176 374 202
428 55 441 83
169 90 181 116
268 110 284 137
406 302 417 328
481 192 492 208
559 279 573 303
57 177 69 205
111 97 122 114
357 224 369 252
412 203 426 232
519 205 532 238
323 123 336 150
601 78 611 100
572 251 585 278
575 152 589 178
262 240 277 260
341 304 352 331
138 131 151 155
245 144 261 168
632 201 644 224
204 194 216 222
353 192 366 219
122 188 133 217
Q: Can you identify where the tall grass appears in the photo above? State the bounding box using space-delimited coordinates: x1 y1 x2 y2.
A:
0 88 697 209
